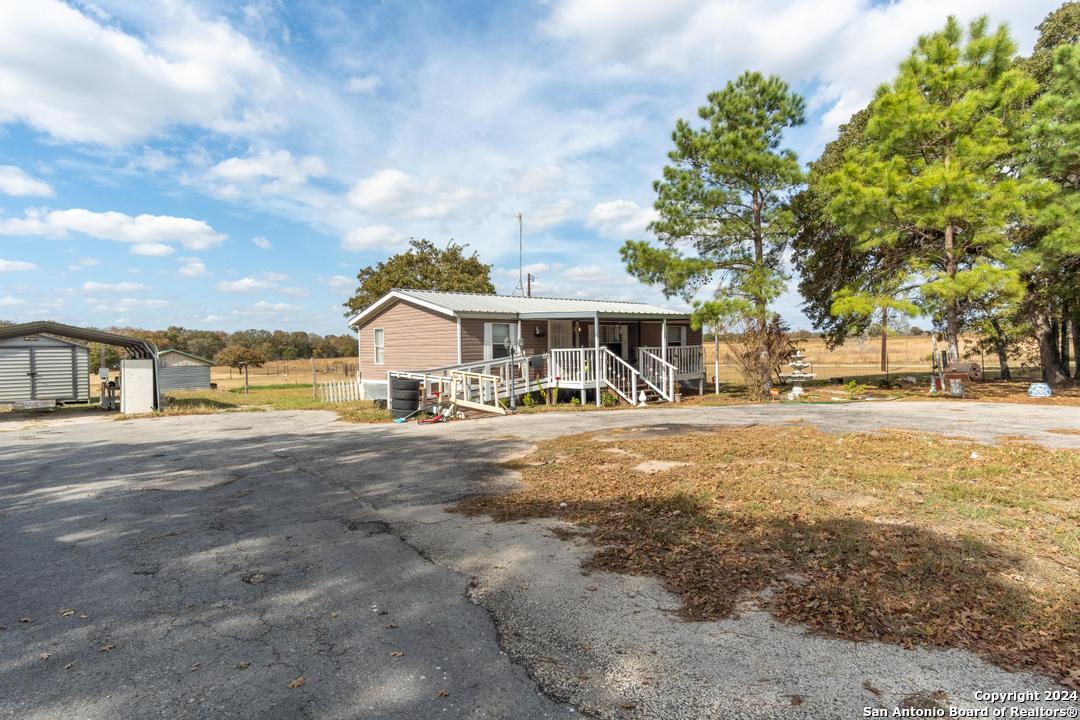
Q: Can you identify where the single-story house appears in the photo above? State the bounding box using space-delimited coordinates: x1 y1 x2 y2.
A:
347 289 705 409
157 349 213 392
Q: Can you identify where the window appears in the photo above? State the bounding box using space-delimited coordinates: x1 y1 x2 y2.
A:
667 326 687 347
373 328 384 364
490 323 510 359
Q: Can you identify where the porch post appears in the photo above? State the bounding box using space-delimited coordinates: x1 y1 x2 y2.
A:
661 318 668 359
594 311 601 406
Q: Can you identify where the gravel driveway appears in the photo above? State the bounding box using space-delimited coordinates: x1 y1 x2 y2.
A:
1 401 1077 719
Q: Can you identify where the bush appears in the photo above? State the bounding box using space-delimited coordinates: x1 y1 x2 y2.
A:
844 380 868 400
600 391 620 407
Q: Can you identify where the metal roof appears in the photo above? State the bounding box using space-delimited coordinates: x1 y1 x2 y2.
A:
0 321 159 359
348 289 691 325
158 348 213 365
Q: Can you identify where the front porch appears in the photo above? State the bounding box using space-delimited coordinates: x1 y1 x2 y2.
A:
392 312 706 414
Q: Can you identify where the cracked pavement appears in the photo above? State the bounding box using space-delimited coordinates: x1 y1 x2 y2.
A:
1 401 1077 719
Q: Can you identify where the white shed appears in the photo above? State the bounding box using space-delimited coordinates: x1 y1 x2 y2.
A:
157 349 212 391
0 334 90 404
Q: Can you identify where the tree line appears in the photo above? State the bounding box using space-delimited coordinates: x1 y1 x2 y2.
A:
623 4 1079 394
84 327 355 370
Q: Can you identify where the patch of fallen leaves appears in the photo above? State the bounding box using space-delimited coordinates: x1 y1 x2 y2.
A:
456 425 1080 688
288 675 305 689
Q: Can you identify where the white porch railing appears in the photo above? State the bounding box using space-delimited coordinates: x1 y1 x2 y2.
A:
600 347 639 405
637 349 676 401
550 348 595 386
639 345 705 379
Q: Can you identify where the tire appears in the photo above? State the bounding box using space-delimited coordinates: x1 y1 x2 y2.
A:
390 388 419 401
390 377 420 392
392 406 417 419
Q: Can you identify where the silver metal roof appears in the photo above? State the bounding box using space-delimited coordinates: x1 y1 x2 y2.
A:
394 289 690 317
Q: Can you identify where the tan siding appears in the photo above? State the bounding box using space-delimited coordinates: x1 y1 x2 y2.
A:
459 317 519 362
356 300 457 378
640 322 662 347
686 325 702 345
520 320 547 356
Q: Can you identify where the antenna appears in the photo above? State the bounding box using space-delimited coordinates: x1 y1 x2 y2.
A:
512 213 525 296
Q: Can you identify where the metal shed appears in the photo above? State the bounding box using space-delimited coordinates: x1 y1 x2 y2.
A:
0 334 90 403
158 349 213 391
0 321 161 411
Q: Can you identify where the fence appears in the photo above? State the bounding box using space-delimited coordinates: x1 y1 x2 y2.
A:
318 379 361 403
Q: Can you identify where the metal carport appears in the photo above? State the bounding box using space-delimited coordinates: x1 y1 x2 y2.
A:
0 321 161 410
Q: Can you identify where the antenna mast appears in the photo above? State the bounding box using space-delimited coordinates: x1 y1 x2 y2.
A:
512 213 525 296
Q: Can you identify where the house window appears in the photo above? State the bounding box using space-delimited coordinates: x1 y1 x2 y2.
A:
373 328 384 364
490 323 511 359
667 326 687 347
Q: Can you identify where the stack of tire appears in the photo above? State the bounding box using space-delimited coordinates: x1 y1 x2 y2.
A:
389 377 420 420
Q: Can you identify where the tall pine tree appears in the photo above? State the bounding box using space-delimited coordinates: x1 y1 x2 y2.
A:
824 17 1044 364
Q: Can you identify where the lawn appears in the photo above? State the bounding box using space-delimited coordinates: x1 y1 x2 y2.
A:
162 384 391 422
458 425 1080 689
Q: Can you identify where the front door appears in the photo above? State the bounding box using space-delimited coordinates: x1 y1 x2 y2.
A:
548 320 572 350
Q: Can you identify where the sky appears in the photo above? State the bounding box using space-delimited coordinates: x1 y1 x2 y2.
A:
0 0 1060 335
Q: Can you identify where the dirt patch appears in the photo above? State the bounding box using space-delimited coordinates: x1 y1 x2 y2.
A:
631 460 690 474
457 425 1080 689
1046 428 1080 436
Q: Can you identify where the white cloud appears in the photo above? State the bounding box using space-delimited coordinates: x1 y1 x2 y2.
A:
132 148 175 172
544 0 1052 144
0 0 284 145
529 199 575 230
281 286 310 298
217 276 274 292
0 258 37 272
207 149 327 188
78 257 99 267
325 274 353 289
130 242 175 256
0 165 54 197
347 169 484 220
0 208 227 250
341 224 407 252
0 295 26 306
87 297 168 313
81 281 148 292
345 74 381 93
251 300 300 312
252 236 272 250
585 199 657 237
178 257 207 277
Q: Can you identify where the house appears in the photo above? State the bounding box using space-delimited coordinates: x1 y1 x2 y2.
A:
347 289 705 410
157 349 213 392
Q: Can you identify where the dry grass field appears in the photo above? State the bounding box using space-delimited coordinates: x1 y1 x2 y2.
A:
705 333 1046 384
459 425 1080 688
209 358 359 391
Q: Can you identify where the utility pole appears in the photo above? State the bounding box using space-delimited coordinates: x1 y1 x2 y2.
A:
512 213 525 296
526 273 533 297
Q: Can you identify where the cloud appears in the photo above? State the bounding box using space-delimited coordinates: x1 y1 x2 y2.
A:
130 242 176 256
131 148 175 173
0 208 227 250
543 0 1051 144
0 296 26 306
87 297 168 313
81 281 148 292
252 236 272 250
206 150 327 190
217 277 275 292
0 0 283 145
248 300 301 313
341 224 407 252
529 199 575 230
347 169 484 220
325 275 353 289
0 258 37 272
585 199 657 237
345 74 381 93
0 165 54 197
78 257 99 267
178 257 207 277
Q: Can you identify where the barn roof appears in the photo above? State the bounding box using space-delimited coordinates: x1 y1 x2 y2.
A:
159 349 213 365
0 321 158 359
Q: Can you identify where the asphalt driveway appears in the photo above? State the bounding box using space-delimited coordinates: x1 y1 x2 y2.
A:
1 401 1077 719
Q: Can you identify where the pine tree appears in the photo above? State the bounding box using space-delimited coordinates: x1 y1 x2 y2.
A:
824 17 1045 365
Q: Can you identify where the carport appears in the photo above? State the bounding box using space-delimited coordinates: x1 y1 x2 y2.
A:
0 321 161 412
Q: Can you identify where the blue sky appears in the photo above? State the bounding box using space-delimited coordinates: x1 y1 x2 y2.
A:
0 0 1058 334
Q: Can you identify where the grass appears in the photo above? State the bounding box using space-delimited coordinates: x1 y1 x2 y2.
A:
160 384 391 422
457 425 1080 688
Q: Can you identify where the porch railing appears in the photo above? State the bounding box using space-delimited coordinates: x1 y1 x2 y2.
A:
600 347 639 405
639 345 704 378
637 349 676 401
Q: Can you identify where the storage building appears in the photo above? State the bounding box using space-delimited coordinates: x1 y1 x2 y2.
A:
157 349 213 391
0 334 90 404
